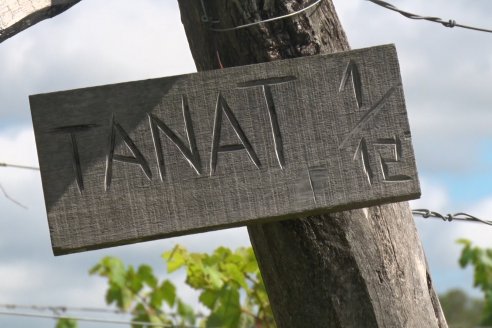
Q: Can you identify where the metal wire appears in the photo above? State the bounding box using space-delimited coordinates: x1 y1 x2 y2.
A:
0 303 207 319
367 0 492 33
0 310 179 327
412 209 492 226
0 182 27 209
205 0 324 32
0 162 39 170
0 303 127 315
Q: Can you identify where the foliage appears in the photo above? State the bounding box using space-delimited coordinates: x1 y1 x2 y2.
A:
75 245 275 328
438 289 483 328
163 245 275 328
88 255 192 327
457 239 492 325
55 318 78 328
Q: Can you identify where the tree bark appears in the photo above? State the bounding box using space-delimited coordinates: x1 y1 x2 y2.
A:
178 1 447 327
0 0 80 43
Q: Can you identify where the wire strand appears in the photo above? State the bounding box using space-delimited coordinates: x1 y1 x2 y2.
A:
366 0 492 33
0 162 39 170
0 182 27 209
0 303 206 318
0 310 181 327
0 303 127 315
206 0 324 32
412 209 492 226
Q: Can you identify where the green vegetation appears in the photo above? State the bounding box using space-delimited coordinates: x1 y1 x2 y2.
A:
55 318 78 328
87 245 275 328
456 239 492 326
439 289 483 328
55 240 492 327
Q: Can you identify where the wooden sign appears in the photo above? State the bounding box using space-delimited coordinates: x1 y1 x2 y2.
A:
30 44 420 255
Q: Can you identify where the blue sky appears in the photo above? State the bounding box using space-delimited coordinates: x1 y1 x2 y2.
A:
1 0 492 326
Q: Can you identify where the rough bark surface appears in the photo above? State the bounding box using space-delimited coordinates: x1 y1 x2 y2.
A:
0 0 80 43
177 1 447 327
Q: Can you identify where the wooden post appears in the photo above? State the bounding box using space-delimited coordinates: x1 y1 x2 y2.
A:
0 0 80 43
176 1 447 326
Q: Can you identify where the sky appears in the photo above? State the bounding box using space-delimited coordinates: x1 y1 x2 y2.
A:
1 0 492 326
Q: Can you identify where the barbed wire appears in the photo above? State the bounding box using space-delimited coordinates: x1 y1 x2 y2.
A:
366 0 492 33
200 0 492 34
412 209 492 226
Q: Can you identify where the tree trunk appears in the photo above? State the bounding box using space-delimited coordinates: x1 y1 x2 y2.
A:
177 1 447 327
0 0 80 43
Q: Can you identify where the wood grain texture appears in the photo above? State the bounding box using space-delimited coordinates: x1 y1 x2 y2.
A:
177 0 447 327
0 0 80 43
30 45 419 255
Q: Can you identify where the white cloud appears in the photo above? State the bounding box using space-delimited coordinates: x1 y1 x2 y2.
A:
411 178 449 211
0 263 42 296
457 197 492 248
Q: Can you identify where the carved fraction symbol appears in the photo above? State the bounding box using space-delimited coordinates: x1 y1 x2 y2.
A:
339 83 401 150
339 59 363 109
353 137 373 185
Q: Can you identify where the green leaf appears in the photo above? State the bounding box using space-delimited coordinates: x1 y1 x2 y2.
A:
161 279 177 307
222 263 248 290
163 245 187 273
127 266 144 294
149 288 164 310
105 284 122 306
206 285 241 328
213 247 232 261
121 286 134 311
459 245 475 268
457 238 471 247
204 266 225 289
56 318 78 328
186 262 206 288
199 289 219 310
481 252 492 268
138 264 158 289
149 280 176 312
105 257 127 287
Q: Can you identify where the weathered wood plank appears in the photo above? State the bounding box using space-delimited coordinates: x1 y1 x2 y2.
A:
30 44 420 255
0 0 80 43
